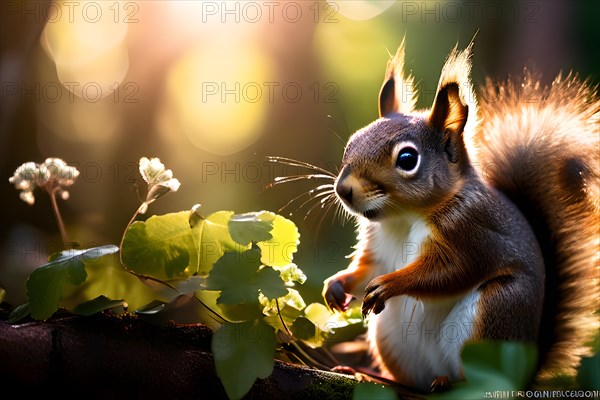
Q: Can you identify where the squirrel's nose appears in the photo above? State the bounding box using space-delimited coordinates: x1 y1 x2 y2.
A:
336 180 353 203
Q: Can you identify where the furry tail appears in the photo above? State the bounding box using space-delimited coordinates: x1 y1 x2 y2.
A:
474 69 600 377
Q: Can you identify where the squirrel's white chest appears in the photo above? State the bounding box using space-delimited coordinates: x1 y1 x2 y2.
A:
365 217 479 390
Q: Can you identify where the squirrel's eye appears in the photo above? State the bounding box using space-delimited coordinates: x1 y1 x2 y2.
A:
396 147 419 171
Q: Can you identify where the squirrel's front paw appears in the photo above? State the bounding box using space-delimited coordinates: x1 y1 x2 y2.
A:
362 276 396 316
323 278 353 312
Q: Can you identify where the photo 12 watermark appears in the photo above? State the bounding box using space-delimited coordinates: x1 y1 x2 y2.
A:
1 1 140 24
1 81 140 104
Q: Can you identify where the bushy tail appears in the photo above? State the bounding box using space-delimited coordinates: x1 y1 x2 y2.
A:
474 69 600 377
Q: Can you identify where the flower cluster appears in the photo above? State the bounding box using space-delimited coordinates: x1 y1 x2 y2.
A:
138 157 181 214
9 158 80 205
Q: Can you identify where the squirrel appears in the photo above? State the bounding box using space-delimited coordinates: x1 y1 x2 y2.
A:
322 40 599 392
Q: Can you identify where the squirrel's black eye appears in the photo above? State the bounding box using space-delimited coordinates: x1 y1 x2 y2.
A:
396 147 419 171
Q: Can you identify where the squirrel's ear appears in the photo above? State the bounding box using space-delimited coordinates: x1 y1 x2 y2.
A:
430 82 468 136
429 44 476 162
378 39 416 117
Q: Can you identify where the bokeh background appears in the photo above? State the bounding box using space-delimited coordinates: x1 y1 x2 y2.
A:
1 0 598 307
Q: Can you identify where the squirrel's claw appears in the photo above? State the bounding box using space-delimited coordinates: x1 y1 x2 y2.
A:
362 277 392 316
324 279 350 312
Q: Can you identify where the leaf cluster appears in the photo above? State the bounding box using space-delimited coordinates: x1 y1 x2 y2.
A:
11 208 353 399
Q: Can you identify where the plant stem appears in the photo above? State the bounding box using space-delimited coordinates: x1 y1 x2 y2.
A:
49 188 70 249
119 203 145 266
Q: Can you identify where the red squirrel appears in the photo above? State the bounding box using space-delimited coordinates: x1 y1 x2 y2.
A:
323 40 599 391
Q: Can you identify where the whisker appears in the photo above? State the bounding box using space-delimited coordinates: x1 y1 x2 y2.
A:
328 128 346 148
292 190 335 218
335 199 353 227
276 184 334 214
326 113 350 141
333 199 345 226
274 174 335 183
263 155 349 228
316 195 338 231
316 197 335 237
304 193 336 220
266 156 336 177
267 173 335 187
263 174 334 192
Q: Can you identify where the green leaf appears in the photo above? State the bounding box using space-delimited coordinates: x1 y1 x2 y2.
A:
261 289 305 332
72 295 126 316
228 212 273 246
0 286 5 303
577 352 600 390
291 317 317 341
122 211 197 279
255 212 299 267
218 302 264 323
7 303 31 323
304 303 332 331
135 300 167 315
432 342 537 400
27 245 119 320
256 267 288 299
205 248 287 305
212 320 276 400
60 252 159 313
192 211 248 275
353 382 398 400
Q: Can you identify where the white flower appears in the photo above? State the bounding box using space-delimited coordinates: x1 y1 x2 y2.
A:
278 263 307 285
9 158 80 205
138 157 181 213
41 158 79 187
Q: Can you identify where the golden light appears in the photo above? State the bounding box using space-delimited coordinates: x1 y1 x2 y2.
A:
158 38 275 156
328 0 395 21
40 0 129 99
314 16 391 86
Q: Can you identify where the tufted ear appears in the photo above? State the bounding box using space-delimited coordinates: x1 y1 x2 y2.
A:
378 39 416 117
430 82 468 137
429 44 476 163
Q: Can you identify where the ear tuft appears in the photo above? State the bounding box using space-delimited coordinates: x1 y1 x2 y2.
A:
378 38 417 117
429 42 477 163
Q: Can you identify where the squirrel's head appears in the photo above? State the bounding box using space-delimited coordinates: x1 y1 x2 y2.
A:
336 41 477 220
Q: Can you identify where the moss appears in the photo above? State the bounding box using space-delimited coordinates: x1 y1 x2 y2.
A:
298 374 357 400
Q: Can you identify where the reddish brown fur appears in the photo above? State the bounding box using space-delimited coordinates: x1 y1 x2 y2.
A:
324 41 599 386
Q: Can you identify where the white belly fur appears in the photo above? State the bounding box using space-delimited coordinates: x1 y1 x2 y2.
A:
365 216 479 390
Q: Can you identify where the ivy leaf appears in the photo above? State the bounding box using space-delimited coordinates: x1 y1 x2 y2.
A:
191 210 248 275
228 212 273 246
291 317 317 341
61 254 159 313
304 303 333 331
254 212 299 267
261 289 305 332
8 303 31 323
353 382 398 400
135 300 168 315
433 342 537 400
72 295 126 316
205 248 287 305
212 320 276 400
122 211 197 279
27 245 119 320
256 267 288 299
